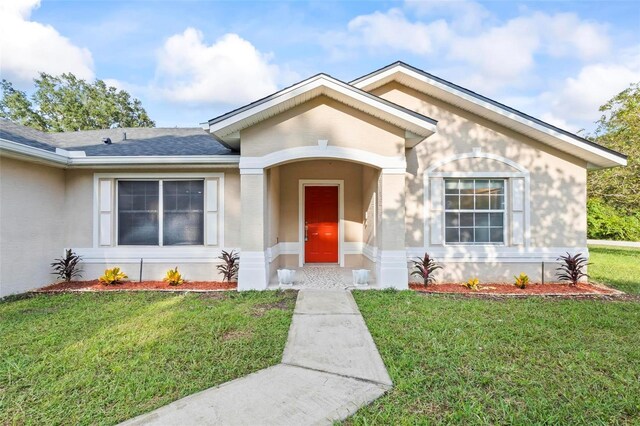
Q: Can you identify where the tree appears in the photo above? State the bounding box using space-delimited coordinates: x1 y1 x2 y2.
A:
588 82 640 214
0 72 155 132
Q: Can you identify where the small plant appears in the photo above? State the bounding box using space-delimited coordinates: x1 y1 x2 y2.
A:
465 277 479 291
514 273 530 289
411 252 442 286
556 252 589 286
217 250 239 282
99 267 128 285
51 249 83 282
164 267 184 286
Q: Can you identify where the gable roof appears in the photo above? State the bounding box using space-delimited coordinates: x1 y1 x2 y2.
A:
208 73 438 150
351 62 627 169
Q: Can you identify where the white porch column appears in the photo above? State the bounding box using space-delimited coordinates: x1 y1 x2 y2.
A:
376 169 409 289
238 169 269 290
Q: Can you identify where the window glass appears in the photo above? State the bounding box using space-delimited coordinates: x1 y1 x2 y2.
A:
444 179 505 244
118 181 159 245
163 181 204 245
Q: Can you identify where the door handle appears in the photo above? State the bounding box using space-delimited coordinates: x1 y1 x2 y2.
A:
305 221 308 242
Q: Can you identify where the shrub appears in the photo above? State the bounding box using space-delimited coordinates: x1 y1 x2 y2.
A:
514 272 529 289
410 252 442 286
51 249 83 282
556 252 589 286
587 198 640 241
465 277 479 291
99 267 128 285
163 267 184 286
217 250 239 282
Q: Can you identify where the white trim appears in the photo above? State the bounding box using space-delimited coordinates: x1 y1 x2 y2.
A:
363 243 378 262
376 249 409 289
240 146 405 170
406 246 589 263
237 251 269 290
0 139 68 166
209 74 437 142
423 151 531 248
426 151 528 174
352 64 626 168
92 172 225 248
298 180 345 267
343 242 364 255
72 247 238 263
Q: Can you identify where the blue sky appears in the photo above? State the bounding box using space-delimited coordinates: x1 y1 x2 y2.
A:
2 0 639 133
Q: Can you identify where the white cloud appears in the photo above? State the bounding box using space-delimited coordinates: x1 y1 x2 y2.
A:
346 8 451 55
152 28 285 105
327 3 612 93
542 51 640 125
404 0 491 32
0 0 94 85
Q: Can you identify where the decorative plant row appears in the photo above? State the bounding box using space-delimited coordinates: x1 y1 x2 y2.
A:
50 251 241 285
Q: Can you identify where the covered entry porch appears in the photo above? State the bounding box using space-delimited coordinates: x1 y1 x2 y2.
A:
237 152 410 291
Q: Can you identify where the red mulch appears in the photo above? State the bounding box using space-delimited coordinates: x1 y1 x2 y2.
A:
36 280 237 292
409 282 617 295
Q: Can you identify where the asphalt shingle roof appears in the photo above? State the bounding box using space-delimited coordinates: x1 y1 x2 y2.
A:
0 119 235 156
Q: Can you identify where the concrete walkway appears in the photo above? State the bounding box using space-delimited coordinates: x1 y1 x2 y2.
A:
121 290 391 426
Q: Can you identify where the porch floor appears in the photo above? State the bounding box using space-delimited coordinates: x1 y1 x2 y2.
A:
268 265 379 290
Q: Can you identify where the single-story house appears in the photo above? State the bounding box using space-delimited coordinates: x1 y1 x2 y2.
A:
0 62 627 296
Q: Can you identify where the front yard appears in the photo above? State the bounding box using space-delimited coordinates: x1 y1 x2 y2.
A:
589 245 640 294
0 291 296 425
348 291 640 425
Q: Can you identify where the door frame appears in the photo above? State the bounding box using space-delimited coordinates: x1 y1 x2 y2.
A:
298 179 344 267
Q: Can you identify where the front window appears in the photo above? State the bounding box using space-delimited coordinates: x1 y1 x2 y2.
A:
117 180 204 246
444 179 505 244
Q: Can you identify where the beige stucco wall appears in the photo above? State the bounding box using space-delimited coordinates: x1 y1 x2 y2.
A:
240 95 406 158
371 82 587 248
0 157 66 297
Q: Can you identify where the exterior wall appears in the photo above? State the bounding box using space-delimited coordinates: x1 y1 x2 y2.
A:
418 261 562 284
0 157 66 296
371 82 588 249
63 167 241 282
240 95 406 158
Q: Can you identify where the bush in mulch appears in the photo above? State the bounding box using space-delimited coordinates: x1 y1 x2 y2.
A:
408 282 618 295
35 280 237 293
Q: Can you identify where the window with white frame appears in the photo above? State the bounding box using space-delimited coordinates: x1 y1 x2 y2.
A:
444 179 505 244
117 180 204 246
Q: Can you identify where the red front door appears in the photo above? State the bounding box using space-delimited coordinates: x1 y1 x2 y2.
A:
304 186 339 263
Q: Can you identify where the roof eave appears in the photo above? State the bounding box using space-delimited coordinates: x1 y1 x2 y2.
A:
208 74 438 145
352 62 627 169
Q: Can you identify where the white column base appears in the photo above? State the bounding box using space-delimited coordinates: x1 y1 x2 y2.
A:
376 250 409 290
238 251 269 291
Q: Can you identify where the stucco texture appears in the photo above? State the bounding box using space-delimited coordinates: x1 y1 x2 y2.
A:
0 157 66 296
371 81 587 248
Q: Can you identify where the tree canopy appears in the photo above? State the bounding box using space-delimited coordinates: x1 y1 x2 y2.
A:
0 73 155 132
588 82 640 214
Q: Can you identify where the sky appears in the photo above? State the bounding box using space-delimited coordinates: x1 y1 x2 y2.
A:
1 0 639 134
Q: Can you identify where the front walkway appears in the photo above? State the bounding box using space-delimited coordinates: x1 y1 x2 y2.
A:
120 290 392 425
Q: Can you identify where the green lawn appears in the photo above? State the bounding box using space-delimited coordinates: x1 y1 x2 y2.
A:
589 245 640 294
349 291 640 425
0 291 297 425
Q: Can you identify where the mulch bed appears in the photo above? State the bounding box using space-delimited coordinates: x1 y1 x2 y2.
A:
409 282 619 296
35 280 237 293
